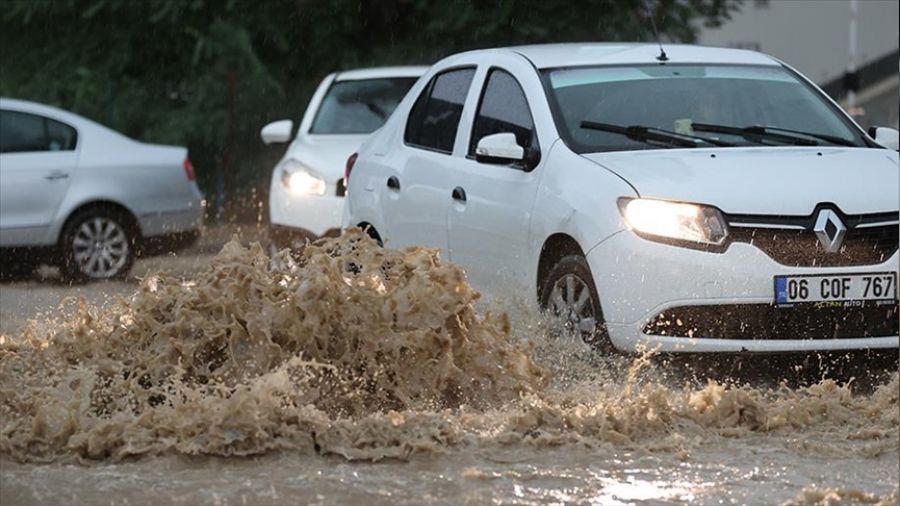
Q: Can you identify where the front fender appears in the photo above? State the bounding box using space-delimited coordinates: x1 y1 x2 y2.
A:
529 143 638 281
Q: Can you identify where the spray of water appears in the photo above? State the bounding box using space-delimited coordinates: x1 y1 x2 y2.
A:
0 231 896 475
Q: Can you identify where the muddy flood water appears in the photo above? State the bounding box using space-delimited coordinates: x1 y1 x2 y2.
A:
1 231 897 505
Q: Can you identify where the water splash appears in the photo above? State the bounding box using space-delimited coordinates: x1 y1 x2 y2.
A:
0 231 896 468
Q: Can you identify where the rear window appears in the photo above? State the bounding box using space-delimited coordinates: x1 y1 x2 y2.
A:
309 77 418 134
404 67 476 153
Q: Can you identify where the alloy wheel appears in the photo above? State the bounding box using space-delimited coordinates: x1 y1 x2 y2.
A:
71 217 130 279
547 273 599 348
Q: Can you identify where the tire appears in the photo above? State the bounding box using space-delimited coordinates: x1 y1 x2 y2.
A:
539 254 614 353
60 208 136 282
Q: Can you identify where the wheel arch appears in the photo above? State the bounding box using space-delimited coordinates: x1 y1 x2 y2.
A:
356 222 383 246
57 199 142 247
536 233 586 298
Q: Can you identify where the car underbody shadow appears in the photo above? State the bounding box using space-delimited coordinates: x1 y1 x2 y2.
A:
0 266 35 283
650 348 899 392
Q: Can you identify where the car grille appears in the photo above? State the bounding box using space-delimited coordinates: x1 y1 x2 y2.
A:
725 210 898 267
643 302 899 340
728 226 898 267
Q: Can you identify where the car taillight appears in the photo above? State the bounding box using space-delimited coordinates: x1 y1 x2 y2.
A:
183 157 196 181
344 152 358 186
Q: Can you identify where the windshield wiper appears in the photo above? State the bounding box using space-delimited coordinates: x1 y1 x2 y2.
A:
749 125 857 147
580 121 735 148
692 123 857 147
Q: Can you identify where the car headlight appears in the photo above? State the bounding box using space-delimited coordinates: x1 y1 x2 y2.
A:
281 160 326 196
619 197 728 246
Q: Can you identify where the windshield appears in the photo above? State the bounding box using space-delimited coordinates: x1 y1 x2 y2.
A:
310 77 418 134
543 65 868 152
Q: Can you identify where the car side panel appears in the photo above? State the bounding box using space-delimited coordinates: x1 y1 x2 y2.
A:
0 150 78 246
46 143 202 243
445 62 540 293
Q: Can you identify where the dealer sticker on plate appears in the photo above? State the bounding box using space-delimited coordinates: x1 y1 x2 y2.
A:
775 272 897 305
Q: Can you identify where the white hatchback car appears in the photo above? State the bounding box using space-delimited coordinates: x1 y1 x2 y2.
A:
261 66 426 248
344 43 900 354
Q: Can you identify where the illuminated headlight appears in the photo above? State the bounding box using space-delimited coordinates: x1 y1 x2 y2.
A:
619 198 728 246
281 160 326 196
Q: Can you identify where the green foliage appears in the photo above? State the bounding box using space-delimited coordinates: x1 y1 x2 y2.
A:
0 0 742 212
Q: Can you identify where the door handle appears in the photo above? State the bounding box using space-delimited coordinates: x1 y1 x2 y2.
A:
45 171 69 181
387 176 401 191
451 186 467 202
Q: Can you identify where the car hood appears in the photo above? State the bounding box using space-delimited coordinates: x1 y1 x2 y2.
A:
283 134 369 179
582 147 899 215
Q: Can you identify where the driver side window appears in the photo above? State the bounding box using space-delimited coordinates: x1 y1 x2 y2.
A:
468 69 537 157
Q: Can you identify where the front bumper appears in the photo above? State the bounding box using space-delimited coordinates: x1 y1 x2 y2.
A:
586 230 900 353
269 179 344 238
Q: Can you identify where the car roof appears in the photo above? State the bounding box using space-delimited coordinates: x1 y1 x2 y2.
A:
0 97 137 143
499 43 781 69
335 66 429 81
0 97 89 125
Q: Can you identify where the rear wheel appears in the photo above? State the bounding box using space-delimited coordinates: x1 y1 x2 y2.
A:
60 209 136 282
539 255 613 353
359 224 383 247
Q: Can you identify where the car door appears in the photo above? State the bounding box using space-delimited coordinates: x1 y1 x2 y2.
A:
0 109 78 246
446 67 543 294
380 67 476 254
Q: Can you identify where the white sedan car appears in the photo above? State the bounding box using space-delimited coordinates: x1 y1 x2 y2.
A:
344 43 900 354
0 98 204 281
260 66 426 248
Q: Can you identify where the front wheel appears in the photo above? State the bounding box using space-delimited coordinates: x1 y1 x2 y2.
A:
539 254 613 353
60 210 136 282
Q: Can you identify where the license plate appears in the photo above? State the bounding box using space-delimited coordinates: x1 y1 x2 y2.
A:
775 272 898 305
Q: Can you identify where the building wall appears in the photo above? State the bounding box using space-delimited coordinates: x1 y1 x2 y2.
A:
698 0 898 129
859 77 899 128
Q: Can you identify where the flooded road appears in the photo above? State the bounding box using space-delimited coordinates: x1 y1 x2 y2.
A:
1 232 897 505
2 445 896 505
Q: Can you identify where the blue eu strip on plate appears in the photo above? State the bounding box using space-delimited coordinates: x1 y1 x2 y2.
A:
775 276 789 304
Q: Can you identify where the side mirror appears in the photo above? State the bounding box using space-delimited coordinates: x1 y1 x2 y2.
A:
475 133 525 162
260 119 294 145
868 126 899 151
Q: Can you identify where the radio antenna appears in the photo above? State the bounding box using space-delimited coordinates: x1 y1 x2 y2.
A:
645 1 669 62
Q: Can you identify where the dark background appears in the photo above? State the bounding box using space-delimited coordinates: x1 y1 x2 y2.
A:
0 0 742 221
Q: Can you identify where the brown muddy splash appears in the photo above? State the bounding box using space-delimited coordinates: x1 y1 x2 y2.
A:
782 486 899 506
0 231 897 466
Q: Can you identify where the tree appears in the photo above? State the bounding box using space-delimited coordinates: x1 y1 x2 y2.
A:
0 0 742 217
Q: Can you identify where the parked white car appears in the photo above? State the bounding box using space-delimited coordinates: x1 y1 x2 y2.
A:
343 43 900 354
0 98 204 281
260 66 427 249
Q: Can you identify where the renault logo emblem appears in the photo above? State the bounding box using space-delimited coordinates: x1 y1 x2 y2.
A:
813 209 847 253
